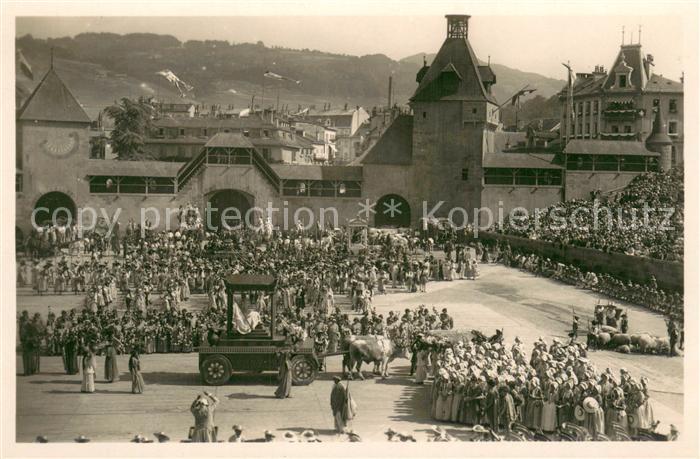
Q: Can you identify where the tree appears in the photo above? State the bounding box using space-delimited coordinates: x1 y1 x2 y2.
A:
103 97 155 160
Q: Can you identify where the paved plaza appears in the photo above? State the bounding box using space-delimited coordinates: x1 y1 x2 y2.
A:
15 263 683 442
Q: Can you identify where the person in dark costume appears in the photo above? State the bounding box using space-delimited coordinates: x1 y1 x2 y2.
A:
275 350 293 399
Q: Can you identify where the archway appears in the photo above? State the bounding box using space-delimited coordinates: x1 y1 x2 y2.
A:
33 192 76 227
207 189 253 231
374 194 411 228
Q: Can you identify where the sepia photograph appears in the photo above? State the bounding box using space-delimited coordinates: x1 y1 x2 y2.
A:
2 1 698 456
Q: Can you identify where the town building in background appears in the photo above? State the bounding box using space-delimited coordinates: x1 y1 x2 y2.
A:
14 14 683 235
559 36 684 168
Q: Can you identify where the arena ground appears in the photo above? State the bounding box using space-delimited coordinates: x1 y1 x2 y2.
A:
14 263 683 442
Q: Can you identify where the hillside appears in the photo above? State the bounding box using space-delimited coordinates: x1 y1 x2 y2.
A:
16 33 564 122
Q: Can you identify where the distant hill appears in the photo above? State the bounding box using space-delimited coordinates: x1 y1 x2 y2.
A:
16 33 564 123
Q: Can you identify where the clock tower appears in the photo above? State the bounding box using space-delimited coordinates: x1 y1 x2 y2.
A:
16 63 92 232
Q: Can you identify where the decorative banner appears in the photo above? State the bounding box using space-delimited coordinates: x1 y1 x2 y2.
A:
156 69 194 97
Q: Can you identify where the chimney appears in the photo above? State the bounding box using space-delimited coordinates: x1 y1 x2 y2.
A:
387 74 393 109
344 103 348 111
445 14 470 39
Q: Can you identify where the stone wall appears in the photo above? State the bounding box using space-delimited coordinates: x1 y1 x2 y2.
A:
473 231 683 292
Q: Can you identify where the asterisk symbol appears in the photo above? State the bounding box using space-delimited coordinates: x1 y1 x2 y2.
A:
383 199 402 217
358 199 376 219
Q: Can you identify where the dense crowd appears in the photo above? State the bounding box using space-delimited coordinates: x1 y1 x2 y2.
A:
495 169 684 261
418 333 667 440
487 242 684 323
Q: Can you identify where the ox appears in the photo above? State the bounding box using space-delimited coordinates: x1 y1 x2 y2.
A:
342 335 408 380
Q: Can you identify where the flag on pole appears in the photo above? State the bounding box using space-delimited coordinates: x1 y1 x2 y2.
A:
264 70 301 85
510 88 536 106
16 49 33 80
156 69 194 97
562 62 577 140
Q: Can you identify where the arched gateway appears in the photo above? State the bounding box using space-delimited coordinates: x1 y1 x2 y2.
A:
374 194 411 228
33 191 76 226
207 189 254 231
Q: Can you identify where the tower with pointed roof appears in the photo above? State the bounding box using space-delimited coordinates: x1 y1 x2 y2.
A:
408 14 499 225
16 63 92 232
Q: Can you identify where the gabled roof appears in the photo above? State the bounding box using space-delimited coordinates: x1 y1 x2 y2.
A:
411 37 496 104
17 68 91 124
355 115 413 166
478 65 496 84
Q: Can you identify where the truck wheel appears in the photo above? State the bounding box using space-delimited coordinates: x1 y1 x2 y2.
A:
201 355 232 385
290 355 317 386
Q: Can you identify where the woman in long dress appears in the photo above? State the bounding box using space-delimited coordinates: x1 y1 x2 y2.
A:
541 382 558 432
414 349 428 384
104 336 122 383
81 347 96 393
128 350 145 394
274 351 293 399
524 378 544 429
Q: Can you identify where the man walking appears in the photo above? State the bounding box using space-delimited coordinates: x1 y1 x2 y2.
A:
330 376 348 433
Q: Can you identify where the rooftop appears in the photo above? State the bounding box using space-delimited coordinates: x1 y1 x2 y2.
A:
85 159 184 177
482 152 561 169
17 67 91 124
355 114 413 166
411 33 497 104
564 139 660 156
270 164 363 181
205 132 256 149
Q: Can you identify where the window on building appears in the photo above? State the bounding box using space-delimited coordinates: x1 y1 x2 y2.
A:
593 122 598 135
619 156 646 172
537 169 562 186
119 176 147 194
16 173 23 193
471 108 477 114
263 129 270 137
596 155 619 171
668 121 678 135
310 180 336 197
653 99 660 107
611 125 619 133
593 101 599 114
203 128 208 136
461 168 469 181
624 125 632 133
618 74 627 88
282 180 309 196
242 130 250 137
89 176 117 193
179 128 185 136
514 169 537 186
585 124 590 135
158 128 165 136
566 154 594 171
669 99 678 113
585 101 590 115
484 168 514 185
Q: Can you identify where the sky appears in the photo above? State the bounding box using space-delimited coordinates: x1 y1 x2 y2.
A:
15 14 687 81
